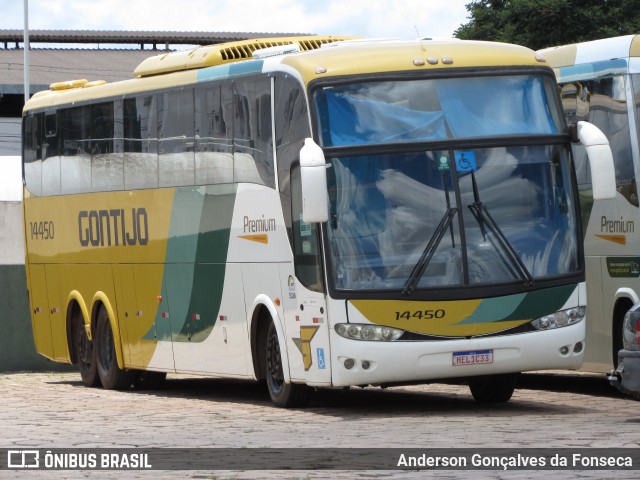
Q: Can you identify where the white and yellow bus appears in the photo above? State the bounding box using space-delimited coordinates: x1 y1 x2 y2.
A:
539 35 640 373
22 36 615 406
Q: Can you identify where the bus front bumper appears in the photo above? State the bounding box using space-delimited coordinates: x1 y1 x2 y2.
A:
329 322 585 387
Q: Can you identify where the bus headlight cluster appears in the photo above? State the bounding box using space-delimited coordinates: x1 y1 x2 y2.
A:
335 323 403 341
531 306 586 331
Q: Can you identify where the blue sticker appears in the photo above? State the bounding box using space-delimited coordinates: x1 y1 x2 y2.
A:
455 151 477 173
317 348 326 369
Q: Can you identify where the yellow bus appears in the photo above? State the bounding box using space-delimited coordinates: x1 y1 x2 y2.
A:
22 36 615 406
539 35 640 374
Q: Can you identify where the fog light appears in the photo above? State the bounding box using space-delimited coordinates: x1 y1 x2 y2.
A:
560 346 570 355
573 342 583 353
344 358 355 369
361 360 370 370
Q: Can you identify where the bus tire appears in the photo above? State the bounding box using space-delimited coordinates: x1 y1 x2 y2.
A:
469 373 518 403
265 319 310 408
95 305 135 390
613 299 633 369
72 309 101 388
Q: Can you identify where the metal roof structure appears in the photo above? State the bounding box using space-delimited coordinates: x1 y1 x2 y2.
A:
0 29 309 49
0 30 311 95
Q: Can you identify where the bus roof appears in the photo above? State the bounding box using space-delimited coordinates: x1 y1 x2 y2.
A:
24 36 546 112
538 34 640 69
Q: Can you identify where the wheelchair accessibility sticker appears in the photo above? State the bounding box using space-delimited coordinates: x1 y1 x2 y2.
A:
317 348 326 369
455 151 477 173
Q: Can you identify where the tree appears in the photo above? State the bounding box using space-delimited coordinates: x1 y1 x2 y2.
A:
455 0 640 50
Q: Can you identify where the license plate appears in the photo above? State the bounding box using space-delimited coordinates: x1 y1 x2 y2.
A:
452 350 493 366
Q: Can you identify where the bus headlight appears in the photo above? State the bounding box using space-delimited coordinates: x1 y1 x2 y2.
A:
531 306 586 331
335 323 403 341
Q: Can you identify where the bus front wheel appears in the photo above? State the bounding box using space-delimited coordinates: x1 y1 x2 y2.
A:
95 305 135 390
469 373 518 403
265 320 310 408
73 310 100 387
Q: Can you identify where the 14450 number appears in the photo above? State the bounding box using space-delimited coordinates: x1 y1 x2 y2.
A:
30 221 55 240
394 309 445 321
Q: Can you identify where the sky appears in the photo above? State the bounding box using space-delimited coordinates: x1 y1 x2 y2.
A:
0 0 471 43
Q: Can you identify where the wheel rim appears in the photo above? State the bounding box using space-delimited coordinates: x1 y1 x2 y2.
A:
76 322 93 371
266 325 284 394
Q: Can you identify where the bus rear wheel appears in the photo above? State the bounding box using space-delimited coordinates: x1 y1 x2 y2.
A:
469 373 518 403
265 320 310 408
73 310 100 387
95 305 135 390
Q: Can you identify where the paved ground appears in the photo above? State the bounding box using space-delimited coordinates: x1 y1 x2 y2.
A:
0 370 638 479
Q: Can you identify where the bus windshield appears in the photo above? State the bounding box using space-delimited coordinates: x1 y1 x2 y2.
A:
314 74 565 146
313 75 579 294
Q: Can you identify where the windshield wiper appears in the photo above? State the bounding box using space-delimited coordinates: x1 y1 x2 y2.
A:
402 207 457 295
468 172 533 286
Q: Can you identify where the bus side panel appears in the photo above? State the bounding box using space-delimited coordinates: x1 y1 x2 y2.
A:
583 257 608 371
134 264 175 372
44 264 69 362
113 264 136 367
172 263 249 375
28 264 55 360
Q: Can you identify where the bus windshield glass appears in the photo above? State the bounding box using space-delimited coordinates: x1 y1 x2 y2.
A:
314 74 565 146
313 75 579 294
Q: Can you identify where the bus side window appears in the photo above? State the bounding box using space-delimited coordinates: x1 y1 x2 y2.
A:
42 112 61 196
158 89 195 187
124 95 158 190
60 106 92 194
274 74 311 248
23 113 43 196
91 101 122 192
232 78 274 187
195 83 234 184
291 164 324 293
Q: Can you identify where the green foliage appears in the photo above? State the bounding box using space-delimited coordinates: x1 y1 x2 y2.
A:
455 0 640 50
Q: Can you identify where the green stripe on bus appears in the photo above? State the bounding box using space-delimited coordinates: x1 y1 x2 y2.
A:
144 185 237 342
457 284 577 325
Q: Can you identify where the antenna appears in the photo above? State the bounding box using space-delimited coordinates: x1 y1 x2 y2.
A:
415 25 426 51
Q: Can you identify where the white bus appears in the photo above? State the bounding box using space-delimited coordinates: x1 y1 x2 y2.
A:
539 35 640 373
23 36 614 407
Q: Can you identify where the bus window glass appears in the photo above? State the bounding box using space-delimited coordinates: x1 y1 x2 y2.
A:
233 78 274 187
158 89 195 187
91 101 123 192
315 75 563 147
23 113 42 196
42 112 61 195
196 83 234 184
275 75 310 194
569 76 637 207
60 106 92 194
325 145 579 291
124 96 158 190
291 165 324 292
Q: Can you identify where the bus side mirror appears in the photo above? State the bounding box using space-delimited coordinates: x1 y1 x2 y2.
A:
576 121 617 201
299 138 329 223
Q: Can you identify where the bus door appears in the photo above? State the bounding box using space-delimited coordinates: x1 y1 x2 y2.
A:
28 264 55 360
286 165 332 385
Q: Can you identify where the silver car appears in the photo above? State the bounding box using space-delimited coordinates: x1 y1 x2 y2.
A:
609 302 640 400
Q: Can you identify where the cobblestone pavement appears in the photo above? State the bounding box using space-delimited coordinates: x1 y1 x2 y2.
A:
0 370 638 479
